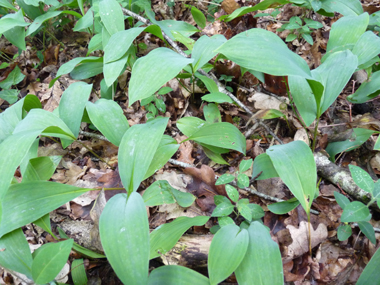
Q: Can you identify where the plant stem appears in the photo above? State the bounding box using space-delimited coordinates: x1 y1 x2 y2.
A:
312 119 319 151
308 212 312 256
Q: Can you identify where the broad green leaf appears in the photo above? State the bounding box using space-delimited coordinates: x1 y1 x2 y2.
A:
144 135 179 179
20 138 39 176
260 109 286 119
34 214 53 236
73 7 93 31
237 199 252 221
103 53 129 86
194 73 219 93
104 27 145 63
326 128 375 162
358 221 376 244
0 10 29 34
204 103 221 123
237 173 249 188
248 203 265 220
337 224 352 241
0 89 18 104
341 201 371 223
321 0 363 16
267 141 316 214
375 136 380 151
208 224 249 285
99 0 124 35
172 31 195 51
177 117 208 137
0 181 88 238
70 59 104 80
240 159 253 172
202 92 234 103
0 66 25 89
325 13 368 56
357 247 380 284
59 82 92 147
71 259 88 285
235 221 283 285
349 165 374 194
218 216 235 227
118 117 168 193
187 122 246 154
129 48 193 105
148 265 210 285
150 216 209 259
0 0 17 11
268 197 300 214
225 184 239 203
202 144 229 164
191 35 227 71
352 31 380 68
23 156 62 183
251 153 279 180
0 228 33 278
211 201 234 217
87 34 102 55
86 99 129 146
215 174 235 185
347 70 380 104
158 20 199 39
312 50 358 116
215 28 312 79
99 193 149 284
4 25 26 50
17 0 43 19
32 239 73 284
373 180 380 200
191 6 206 29
26 11 62 36
214 195 230 205
334 191 350 209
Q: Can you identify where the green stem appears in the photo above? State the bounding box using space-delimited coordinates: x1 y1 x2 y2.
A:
312 119 319 152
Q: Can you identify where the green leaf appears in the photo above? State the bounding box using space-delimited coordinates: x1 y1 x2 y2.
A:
203 103 221 123
71 259 88 285
304 18 323 29
218 216 235 227
0 66 25 89
86 99 129 146
187 122 246 154
194 73 219 93
202 145 229 164
225 184 239 203
26 11 62 36
215 174 235 185
70 59 104 80
73 7 93 31
23 156 61 183
251 153 279 180
240 159 253 172
352 31 380 68
208 224 249 285
99 0 124 35
326 128 375 162
34 214 53 236
148 265 210 285
261 109 286 120
349 165 374 194
0 228 33 278
99 193 149 284
0 89 18 104
373 180 380 200
215 28 312 79
321 0 363 16
191 6 206 29
87 34 102 55
237 199 252 221
157 20 199 40
337 224 352 241
266 140 316 214
334 191 350 209
0 0 17 11
172 31 196 51
177 117 208 137
235 221 283 285
268 197 300 214
357 246 380 284
237 173 249 188
211 201 234 217
118 117 168 193
32 239 73 284
202 92 234 103
285 33 297 42
214 195 230 205
358 221 376 244
191 35 226 71
302 33 313 45
248 203 265 220
347 70 380 104
150 216 209 259
0 10 29 34
129 48 193 105
4 25 26 50
341 201 371 223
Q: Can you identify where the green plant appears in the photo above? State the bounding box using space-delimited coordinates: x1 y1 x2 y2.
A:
277 16 323 44
141 87 172 120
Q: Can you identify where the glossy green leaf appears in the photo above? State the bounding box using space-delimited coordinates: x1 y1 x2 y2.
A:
237 199 252 221
347 70 380 104
70 59 104 80
150 216 209 259
215 28 311 79
0 89 18 104
118 117 168 193
251 153 279 180
211 201 234 217
337 224 352 241
191 6 206 29
71 259 88 285
0 181 88 238
235 221 283 285
349 165 374 194
148 265 209 285
99 0 124 35
208 224 248 285
87 34 102 55
267 140 316 214
191 35 226 71
202 92 234 103
321 0 363 16
177 117 208 137
86 99 129 146
358 221 376 244
99 193 149 284
0 10 29 34
32 239 73 284
129 48 193 105
26 11 62 36
268 197 300 214
194 73 219 93
203 103 221 123
4 24 26 50
357 246 380 284
341 201 371 223
225 184 239 203
172 31 196 51
202 145 229 164
158 20 199 39
215 174 235 185
326 128 375 162
187 122 246 154
23 156 61 183
237 173 249 188
103 53 129 86
334 191 351 209
0 228 33 278
352 31 380 68
0 66 25 89
73 7 93 31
